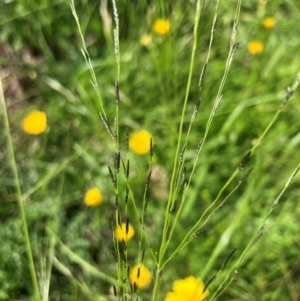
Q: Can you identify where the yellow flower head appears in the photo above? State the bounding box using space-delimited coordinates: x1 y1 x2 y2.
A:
114 222 135 242
84 187 103 206
248 40 264 55
165 276 208 301
129 130 153 155
263 17 276 29
153 18 170 36
21 110 47 135
129 264 152 289
140 34 152 46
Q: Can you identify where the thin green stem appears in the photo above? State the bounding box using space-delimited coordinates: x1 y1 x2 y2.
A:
161 101 284 268
0 79 41 301
161 169 246 270
160 0 202 261
41 176 64 301
125 179 157 263
210 162 300 301
168 70 300 276
70 0 106 118
151 1 203 300
164 0 220 254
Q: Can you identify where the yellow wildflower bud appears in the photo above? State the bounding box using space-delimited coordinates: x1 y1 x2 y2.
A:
129 264 152 289
153 18 170 36
248 40 264 55
263 17 276 29
114 222 135 242
21 110 47 135
84 187 103 206
165 276 208 301
129 130 153 155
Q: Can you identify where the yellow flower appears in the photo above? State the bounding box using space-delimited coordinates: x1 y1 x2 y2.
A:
248 40 264 55
140 34 152 46
153 18 170 36
129 264 152 289
129 130 153 155
165 276 208 301
84 187 103 206
114 222 135 242
263 17 276 29
21 110 47 135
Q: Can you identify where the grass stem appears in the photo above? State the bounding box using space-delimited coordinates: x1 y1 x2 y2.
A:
0 79 41 301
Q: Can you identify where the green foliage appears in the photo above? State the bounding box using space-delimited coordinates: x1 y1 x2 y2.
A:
1 0 300 300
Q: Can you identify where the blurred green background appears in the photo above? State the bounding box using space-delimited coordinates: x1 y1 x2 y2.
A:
1 0 300 300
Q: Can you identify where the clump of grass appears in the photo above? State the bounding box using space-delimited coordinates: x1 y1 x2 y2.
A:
1 0 300 300
68 0 300 300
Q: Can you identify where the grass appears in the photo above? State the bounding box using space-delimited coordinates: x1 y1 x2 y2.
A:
1 0 300 300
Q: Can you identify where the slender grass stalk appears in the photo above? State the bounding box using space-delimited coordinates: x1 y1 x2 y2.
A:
70 0 107 118
160 0 202 260
138 161 153 259
0 79 41 301
111 0 120 151
68 1 300 300
156 0 241 276
111 1 128 299
164 0 220 256
112 0 120 84
210 162 300 301
151 1 203 300
200 178 254 279
161 168 252 271
165 71 300 268
41 177 64 301
123 176 157 262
